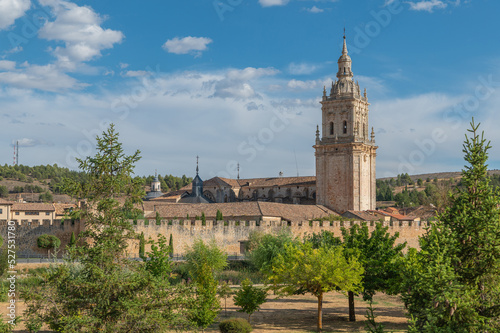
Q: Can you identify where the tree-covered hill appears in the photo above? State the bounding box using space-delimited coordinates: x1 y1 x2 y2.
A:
0 164 192 201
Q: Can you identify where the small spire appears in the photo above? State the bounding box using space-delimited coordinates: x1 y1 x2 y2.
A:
364 88 367 98
237 163 240 180
196 156 199 175
371 127 375 142
323 86 326 96
155 169 157 177
342 29 348 56
316 125 320 144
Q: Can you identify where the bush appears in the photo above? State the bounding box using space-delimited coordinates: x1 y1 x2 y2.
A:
219 318 252 333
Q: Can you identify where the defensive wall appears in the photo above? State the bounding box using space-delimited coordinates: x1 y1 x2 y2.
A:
6 219 428 257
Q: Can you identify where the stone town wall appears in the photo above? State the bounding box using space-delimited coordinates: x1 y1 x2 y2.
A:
0 220 84 256
9 219 428 257
131 219 428 256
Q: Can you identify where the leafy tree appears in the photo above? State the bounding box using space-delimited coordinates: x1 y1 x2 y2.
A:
233 278 267 321
269 242 363 332
139 232 145 258
23 124 195 332
36 234 60 257
38 191 53 202
68 232 76 248
155 211 161 225
168 234 174 255
417 178 423 186
216 209 223 221
0 186 8 198
340 223 406 321
402 120 500 332
201 211 206 225
218 281 232 317
247 230 295 275
185 239 228 331
143 234 172 278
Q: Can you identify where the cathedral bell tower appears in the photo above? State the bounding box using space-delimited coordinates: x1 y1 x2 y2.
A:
314 33 377 213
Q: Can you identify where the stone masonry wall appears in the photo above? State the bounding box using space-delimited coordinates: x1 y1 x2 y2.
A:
9 219 428 257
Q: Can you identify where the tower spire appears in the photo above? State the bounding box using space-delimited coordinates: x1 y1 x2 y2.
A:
196 156 199 175
342 28 348 56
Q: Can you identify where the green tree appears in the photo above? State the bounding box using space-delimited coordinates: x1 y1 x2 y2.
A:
216 209 223 221
168 234 174 255
402 120 500 332
36 234 60 257
23 124 195 332
155 211 161 225
340 223 406 321
417 178 423 186
38 191 53 202
68 232 76 248
233 278 267 321
247 230 295 275
218 281 232 317
185 239 228 331
269 242 363 332
143 234 172 278
0 186 8 198
139 232 145 258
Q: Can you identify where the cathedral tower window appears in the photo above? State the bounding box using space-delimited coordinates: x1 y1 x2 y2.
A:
330 122 334 135
343 121 347 134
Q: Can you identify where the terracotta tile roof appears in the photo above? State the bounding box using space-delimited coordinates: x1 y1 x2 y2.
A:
343 210 380 221
53 203 77 215
148 201 337 222
384 207 400 214
0 198 13 205
11 203 55 212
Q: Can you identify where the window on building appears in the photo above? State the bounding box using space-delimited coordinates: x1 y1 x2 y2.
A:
45 212 50 216
0 209 2 214
329 122 334 135
15 212 19 216
26 212 40 216
343 121 347 134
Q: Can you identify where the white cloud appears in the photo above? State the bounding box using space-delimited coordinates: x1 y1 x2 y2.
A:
259 0 290 7
287 79 318 90
288 62 319 75
0 62 85 91
162 36 213 56
0 60 16 70
407 0 447 12
38 0 124 69
0 0 30 30
13 137 53 147
123 70 151 77
212 67 279 99
306 6 324 13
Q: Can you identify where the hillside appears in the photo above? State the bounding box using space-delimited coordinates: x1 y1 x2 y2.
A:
0 164 191 203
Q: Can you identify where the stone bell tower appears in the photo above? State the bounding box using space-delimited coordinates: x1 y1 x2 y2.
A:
314 33 377 213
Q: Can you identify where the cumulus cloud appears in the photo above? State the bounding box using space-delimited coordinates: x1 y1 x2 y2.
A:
38 0 124 69
407 0 447 12
0 0 30 30
162 36 212 56
259 0 290 7
287 79 318 90
288 62 319 75
306 6 324 13
13 137 53 147
212 67 279 99
0 62 86 91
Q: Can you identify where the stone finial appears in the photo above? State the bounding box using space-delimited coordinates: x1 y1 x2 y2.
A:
315 125 320 144
342 31 348 56
364 88 367 98
371 127 375 143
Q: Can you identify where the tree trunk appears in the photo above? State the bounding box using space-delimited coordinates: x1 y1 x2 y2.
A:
348 291 356 322
317 292 323 332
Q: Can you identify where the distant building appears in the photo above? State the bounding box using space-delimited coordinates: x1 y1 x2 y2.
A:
178 158 212 204
144 173 163 200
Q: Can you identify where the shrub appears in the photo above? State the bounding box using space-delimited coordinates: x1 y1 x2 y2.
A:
219 318 252 333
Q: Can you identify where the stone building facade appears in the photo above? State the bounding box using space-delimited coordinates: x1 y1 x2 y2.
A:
314 35 377 213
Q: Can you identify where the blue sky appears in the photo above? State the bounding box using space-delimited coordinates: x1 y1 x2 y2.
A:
1 0 500 179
